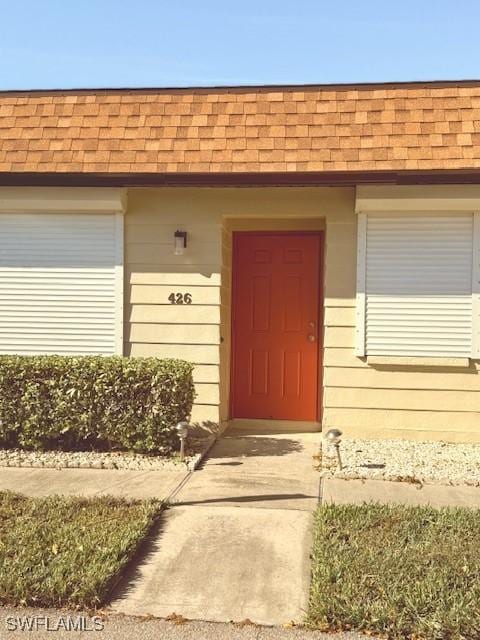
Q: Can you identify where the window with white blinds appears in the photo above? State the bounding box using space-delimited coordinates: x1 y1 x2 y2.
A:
356 212 480 358
0 212 123 355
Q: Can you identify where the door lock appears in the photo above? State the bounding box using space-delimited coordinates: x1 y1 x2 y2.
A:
307 334 316 342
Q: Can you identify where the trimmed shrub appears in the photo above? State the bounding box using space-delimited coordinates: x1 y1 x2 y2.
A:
0 356 195 454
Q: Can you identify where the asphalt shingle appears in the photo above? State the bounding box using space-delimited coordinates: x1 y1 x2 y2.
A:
1 83 480 173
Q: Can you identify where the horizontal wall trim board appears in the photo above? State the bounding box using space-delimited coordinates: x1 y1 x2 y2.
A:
324 299 356 308
127 323 219 345
356 185 480 212
0 348 112 355
325 387 480 412
324 367 480 391
323 426 480 443
126 342 220 364
130 284 220 305
190 405 220 423
0 187 126 213
366 356 472 367
324 307 356 327
323 348 478 369
194 383 220 405
128 305 221 324
127 243 221 265
127 270 221 286
126 224 222 244
192 365 220 383
323 407 480 430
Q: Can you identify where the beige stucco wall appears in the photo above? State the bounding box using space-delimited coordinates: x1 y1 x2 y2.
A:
125 186 480 443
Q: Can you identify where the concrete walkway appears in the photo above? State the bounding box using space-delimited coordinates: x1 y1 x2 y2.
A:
111 430 321 625
322 477 480 508
0 466 188 501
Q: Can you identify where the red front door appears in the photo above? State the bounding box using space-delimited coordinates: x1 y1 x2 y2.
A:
231 232 322 421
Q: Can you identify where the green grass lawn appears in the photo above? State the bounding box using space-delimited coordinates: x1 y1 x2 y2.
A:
0 491 160 608
308 504 480 640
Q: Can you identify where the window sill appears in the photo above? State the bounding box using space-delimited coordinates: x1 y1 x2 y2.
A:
366 356 471 368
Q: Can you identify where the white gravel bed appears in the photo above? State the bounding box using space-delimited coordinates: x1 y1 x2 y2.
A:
320 438 480 486
0 448 192 471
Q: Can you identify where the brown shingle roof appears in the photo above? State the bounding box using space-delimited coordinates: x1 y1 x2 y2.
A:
2 82 480 174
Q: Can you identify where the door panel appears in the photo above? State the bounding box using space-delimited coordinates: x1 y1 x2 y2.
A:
231 232 322 420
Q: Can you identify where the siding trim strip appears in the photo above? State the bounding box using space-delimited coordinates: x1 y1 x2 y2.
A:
355 213 367 356
114 211 124 355
472 212 480 358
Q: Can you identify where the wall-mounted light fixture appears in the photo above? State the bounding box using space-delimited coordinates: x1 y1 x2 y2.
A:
174 230 187 255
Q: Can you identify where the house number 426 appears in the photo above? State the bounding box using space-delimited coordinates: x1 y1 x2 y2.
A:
168 293 192 305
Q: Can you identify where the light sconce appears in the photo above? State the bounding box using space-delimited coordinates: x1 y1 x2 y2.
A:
174 230 187 255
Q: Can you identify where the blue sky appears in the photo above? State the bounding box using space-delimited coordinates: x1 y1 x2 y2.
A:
0 0 479 89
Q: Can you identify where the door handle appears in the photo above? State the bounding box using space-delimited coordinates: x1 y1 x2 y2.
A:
307 334 316 343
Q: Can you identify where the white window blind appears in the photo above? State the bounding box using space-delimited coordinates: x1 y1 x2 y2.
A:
0 212 123 355
361 213 475 357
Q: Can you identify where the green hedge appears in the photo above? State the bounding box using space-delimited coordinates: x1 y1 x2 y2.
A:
0 356 195 454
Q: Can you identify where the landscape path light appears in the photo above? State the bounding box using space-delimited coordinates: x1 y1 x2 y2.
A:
176 421 189 462
325 428 343 470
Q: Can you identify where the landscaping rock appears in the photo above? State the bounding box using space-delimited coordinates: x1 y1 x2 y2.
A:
320 438 480 486
0 435 215 472
0 449 186 471
0 423 218 473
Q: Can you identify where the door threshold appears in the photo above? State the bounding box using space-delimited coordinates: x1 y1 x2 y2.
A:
228 418 321 434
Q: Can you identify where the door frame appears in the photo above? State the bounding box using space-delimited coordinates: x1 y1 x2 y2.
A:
229 230 325 421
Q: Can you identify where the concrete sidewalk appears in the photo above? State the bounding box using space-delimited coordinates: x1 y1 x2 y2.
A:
322 477 480 508
111 429 322 625
0 466 188 501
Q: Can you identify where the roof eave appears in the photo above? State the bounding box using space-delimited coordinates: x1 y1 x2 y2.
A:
1 169 480 188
